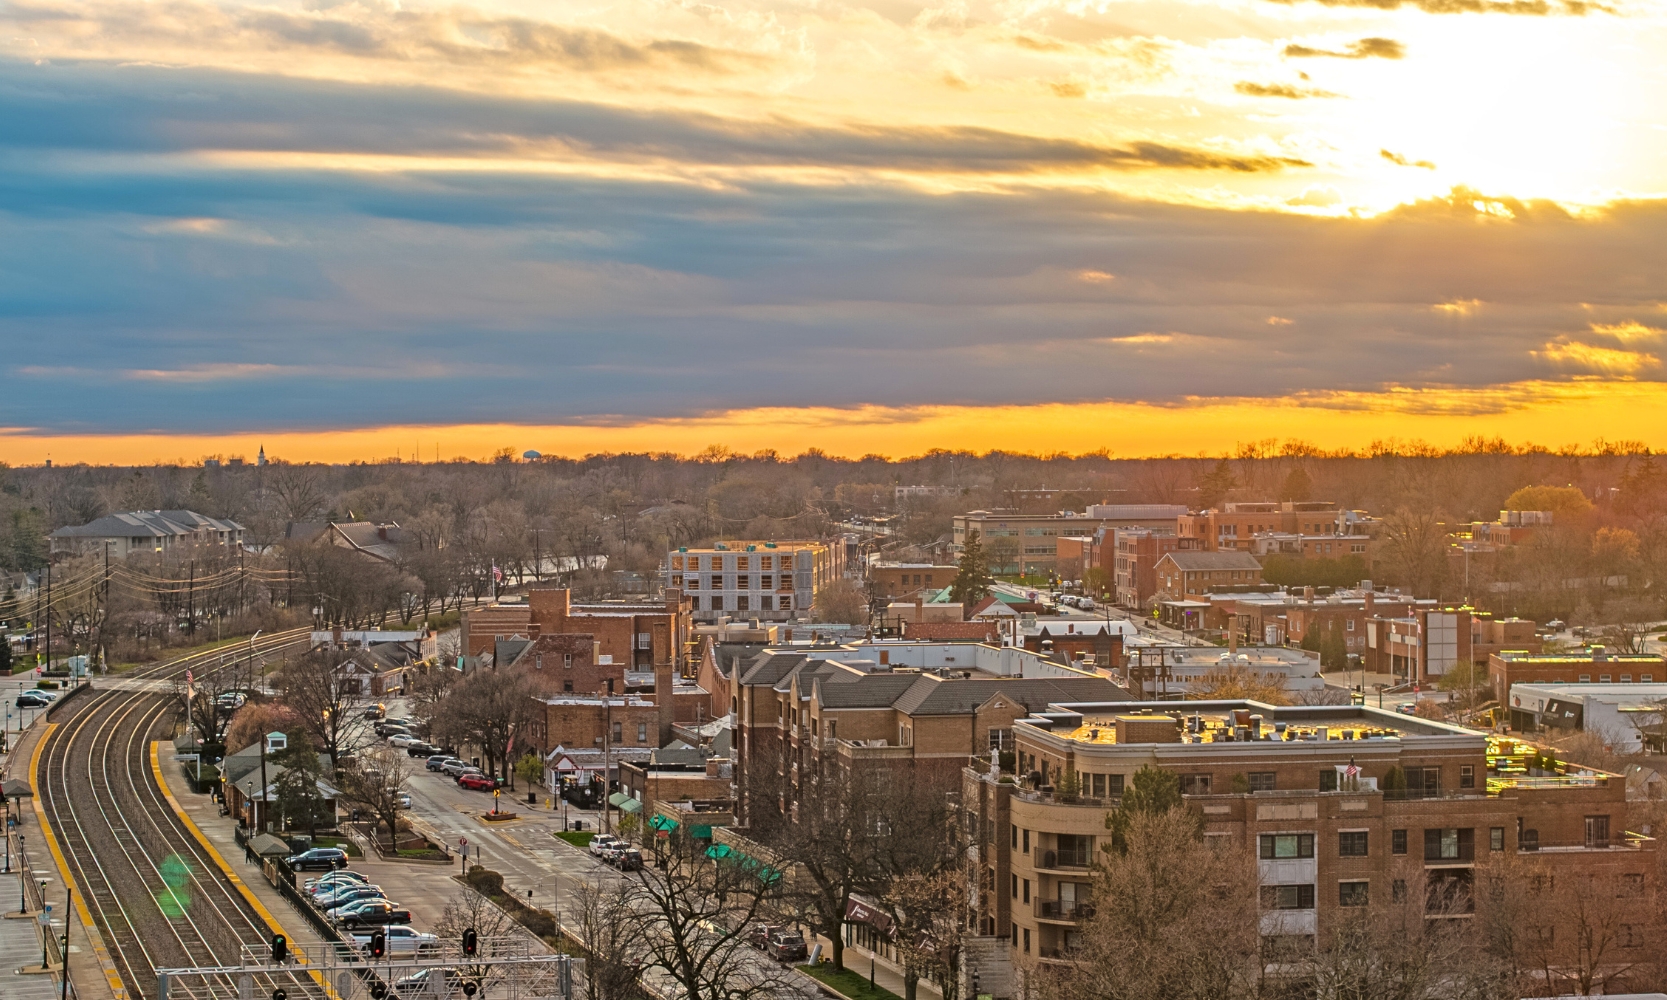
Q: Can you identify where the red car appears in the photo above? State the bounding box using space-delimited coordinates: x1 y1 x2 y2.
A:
458 773 499 791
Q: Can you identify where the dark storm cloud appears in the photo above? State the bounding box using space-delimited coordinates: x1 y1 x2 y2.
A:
0 62 1303 175
0 61 1663 434
1283 37 1406 59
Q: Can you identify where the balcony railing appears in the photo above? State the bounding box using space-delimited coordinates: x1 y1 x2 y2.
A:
1037 900 1095 921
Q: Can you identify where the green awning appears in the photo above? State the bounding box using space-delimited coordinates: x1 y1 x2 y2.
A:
608 792 630 807
690 825 713 839
618 797 642 814
705 843 733 859
649 814 679 831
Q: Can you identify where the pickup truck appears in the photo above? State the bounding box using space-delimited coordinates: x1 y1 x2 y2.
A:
333 899 413 929
351 926 438 955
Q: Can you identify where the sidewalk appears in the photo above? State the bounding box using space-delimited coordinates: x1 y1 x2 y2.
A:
803 934 942 1000
2 695 115 1000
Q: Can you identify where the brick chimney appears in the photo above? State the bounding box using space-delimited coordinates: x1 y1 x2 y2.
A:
655 656 676 748
914 596 924 623
527 587 571 631
1364 591 1375 615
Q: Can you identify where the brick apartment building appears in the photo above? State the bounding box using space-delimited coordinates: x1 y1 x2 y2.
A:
953 506 1186 578
1178 501 1347 552
665 540 836 623
729 643 1124 826
539 693 667 755
1110 527 1178 610
1360 607 1473 686
461 587 690 672
1154 550 1264 609
964 699 1656 979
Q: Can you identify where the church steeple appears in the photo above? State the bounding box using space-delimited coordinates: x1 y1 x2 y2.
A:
257 444 266 466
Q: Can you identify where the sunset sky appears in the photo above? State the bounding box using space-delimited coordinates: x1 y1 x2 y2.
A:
3 0 1666 463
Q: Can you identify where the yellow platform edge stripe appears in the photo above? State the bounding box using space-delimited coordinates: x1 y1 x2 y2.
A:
29 722 131 1000
149 742 339 999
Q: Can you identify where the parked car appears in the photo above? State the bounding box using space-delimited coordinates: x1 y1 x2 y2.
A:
352 926 438 955
607 847 644 871
393 968 461 997
452 767 484 784
285 847 349 871
362 703 386 720
426 756 460 772
405 742 441 758
588 834 623 858
746 923 781 950
396 792 412 810
374 720 411 737
314 885 386 909
305 870 369 893
766 930 807 962
388 733 419 749
17 692 50 708
440 759 474 778
335 899 412 929
458 773 499 791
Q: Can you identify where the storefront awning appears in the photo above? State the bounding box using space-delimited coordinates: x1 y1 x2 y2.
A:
649 814 679 831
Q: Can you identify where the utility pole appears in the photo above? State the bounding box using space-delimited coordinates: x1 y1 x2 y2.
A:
43 561 50 674
603 679 613 836
187 560 195 637
258 734 269 833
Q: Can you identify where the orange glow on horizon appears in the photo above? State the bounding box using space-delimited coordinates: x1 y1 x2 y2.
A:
8 380 1667 465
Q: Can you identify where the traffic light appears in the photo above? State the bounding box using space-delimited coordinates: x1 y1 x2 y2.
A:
270 934 287 964
462 928 478 956
370 931 386 958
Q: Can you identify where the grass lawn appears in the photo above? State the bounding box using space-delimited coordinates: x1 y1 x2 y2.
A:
553 831 594 848
798 963 905 1000
311 835 362 857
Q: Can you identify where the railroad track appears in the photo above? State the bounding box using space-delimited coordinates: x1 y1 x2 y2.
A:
35 626 322 1000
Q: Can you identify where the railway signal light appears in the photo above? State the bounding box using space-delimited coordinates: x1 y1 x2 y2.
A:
270 934 287 964
271 990 287 1000
462 928 478 956
462 981 478 997
370 931 386 958
369 982 387 999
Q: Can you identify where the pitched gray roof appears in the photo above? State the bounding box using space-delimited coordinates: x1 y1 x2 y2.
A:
1159 550 1263 571
890 675 1125 716
738 651 809 687
51 509 244 539
813 674 920 709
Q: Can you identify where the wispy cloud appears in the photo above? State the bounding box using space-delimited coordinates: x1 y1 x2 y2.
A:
1283 37 1405 59
1382 149 1438 169
1535 339 1660 374
1235 81 1339 99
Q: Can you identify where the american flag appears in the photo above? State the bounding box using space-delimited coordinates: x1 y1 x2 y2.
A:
1344 760 1360 779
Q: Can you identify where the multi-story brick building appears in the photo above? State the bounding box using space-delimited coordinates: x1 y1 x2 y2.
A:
1110 527 1178 610
953 506 1186 578
871 562 958 599
963 698 1655 979
539 692 666 755
461 587 690 676
1489 650 1665 707
1177 501 1348 553
1360 607 1474 686
728 640 1125 826
665 540 836 623
1153 551 1265 619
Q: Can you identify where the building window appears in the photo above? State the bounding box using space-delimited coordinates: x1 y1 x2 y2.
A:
711 596 723 611
1339 832 1368 857
1645 674 1655 682
612 721 623 743
564 654 573 669
1319 769 1337 792
1022 879 1030 903
1339 882 1369 907
1056 834 1094 868
1585 815 1610 849
1090 773 1106 798
689 597 701 610
1424 828 1473 862
637 723 648 743
1011 875 1017 898
1392 879 1407 902
563 680 573 692
1260 885 1315 910
989 729 1009 751
1600 674 1612 683
737 596 750 611
1405 767 1440 798
1248 772 1276 792
1521 828 1539 851
1460 765 1474 790
1490 827 1505 852
1181 774 1212 795
1426 869 1474 914
1621 674 1633 682
780 596 791 610
1392 830 1407 855
1107 774 1125 795
758 596 773 611
1023 929 1030 954
1012 825 1018 850
1346 619 1355 631
1259 834 1315 859
1579 674 1591 682
1023 829 1030 854
760 575 773 590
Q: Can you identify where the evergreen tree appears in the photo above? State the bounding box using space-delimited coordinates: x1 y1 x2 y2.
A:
949 530 993 606
1106 765 1191 852
1277 466 1313 502
1196 459 1237 510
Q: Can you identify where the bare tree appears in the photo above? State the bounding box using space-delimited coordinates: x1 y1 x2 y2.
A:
621 831 794 1000
571 878 649 1000
272 648 372 771
812 577 869 625
884 869 970 1000
429 667 541 782
338 744 413 851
